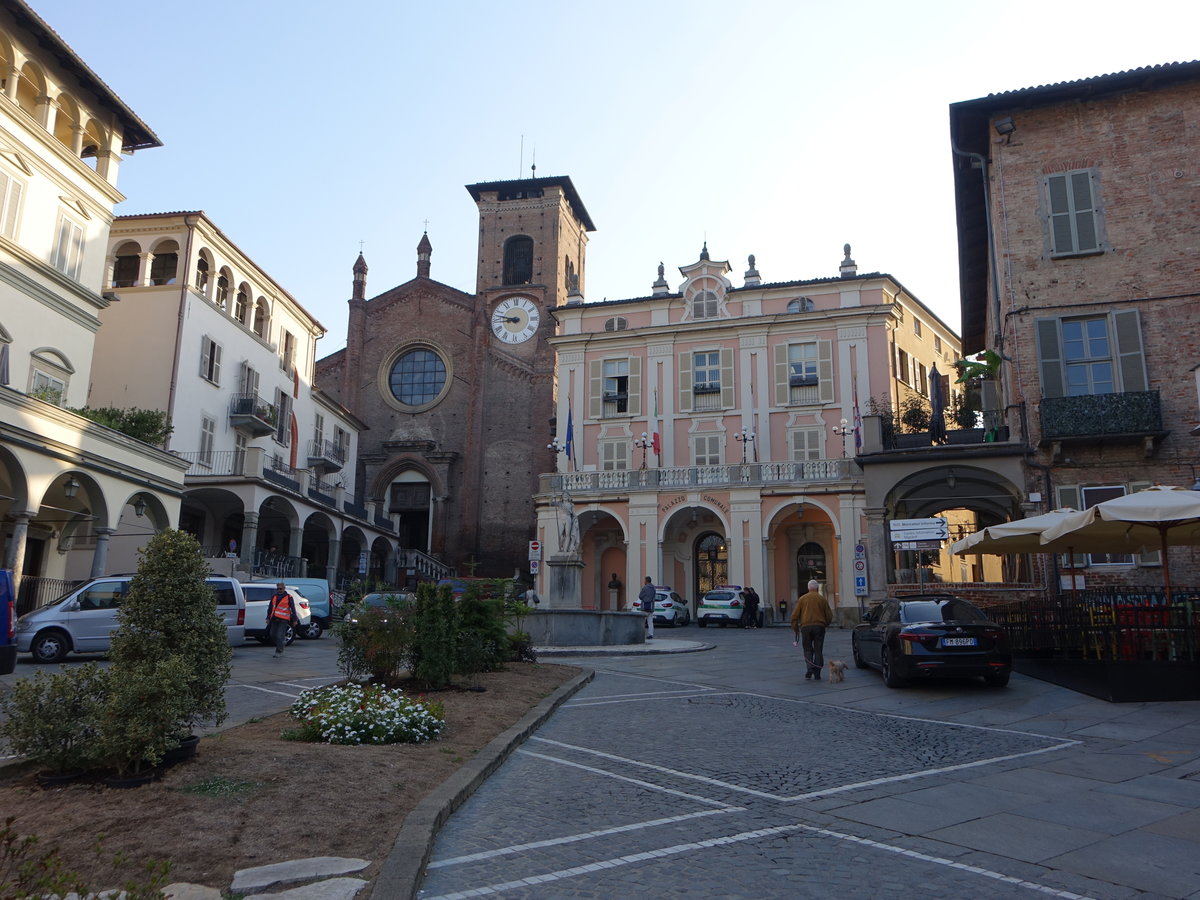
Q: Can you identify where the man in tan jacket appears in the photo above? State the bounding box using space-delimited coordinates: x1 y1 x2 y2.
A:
790 579 832 680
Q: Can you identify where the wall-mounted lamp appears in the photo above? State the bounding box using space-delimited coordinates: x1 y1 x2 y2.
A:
994 117 1015 140
63 476 80 499
946 467 957 490
134 496 147 517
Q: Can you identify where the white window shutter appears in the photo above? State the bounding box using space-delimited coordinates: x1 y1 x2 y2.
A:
719 348 735 408
774 343 790 406
627 356 642 417
212 343 222 385
678 353 693 412
200 337 211 378
588 360 604 419
818 340 834 403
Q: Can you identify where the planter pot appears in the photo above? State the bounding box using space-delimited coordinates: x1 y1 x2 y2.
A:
161 734 200 768
104 771 158 789
35 770 87 789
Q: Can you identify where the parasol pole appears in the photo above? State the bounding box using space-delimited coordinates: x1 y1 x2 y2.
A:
1159 524 1172 604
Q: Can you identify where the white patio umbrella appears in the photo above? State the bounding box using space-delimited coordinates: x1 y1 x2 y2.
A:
950 508 1080 556
1039 485 1200 601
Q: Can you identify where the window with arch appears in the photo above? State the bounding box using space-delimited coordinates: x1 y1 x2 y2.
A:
15 64 42 119
149 241 178 284
503 235 534 285
253 298 269 337
692 290 718 319
215 269 231 310
29 348 72 405
52 93 79 151
604 317 627 332
787 296 814 314
388 347 449 408
234 284 250 323
195 255 210 293
110 242 141 287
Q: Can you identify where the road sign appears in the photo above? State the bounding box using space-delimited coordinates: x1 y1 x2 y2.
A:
528 540 541 560
529 559 540 574
854 574 868 596
854 559 865 571
889 517 949 541
893 540 943 550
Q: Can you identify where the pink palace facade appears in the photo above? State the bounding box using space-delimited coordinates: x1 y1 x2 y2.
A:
534 246 960 624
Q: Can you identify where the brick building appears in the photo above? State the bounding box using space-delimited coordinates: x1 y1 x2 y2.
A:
948 60 1200 589
316 175 593 576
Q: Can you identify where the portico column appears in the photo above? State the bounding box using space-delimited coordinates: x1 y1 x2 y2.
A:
866 507 889 605
326 537 341 587
240 512 259 568
4 67 18 101
90 527 116 579
4 510 34 587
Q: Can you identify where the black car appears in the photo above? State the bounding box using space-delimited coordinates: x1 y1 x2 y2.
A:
851 595 1012 688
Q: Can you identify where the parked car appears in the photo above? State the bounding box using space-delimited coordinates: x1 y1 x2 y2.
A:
851 594 1012 688
344 592 413 626
13 575 247 664
696 585 745 627
241 584 312 646
649 587 690 627
249 577 329 638
1 569 15 675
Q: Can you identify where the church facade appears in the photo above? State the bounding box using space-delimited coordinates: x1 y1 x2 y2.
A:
316 175 594 576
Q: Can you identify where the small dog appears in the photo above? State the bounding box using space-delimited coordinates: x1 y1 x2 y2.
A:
826 659 847 683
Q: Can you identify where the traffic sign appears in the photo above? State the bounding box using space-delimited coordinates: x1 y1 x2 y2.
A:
889 517 949 541
854 574 868 596
529 559 540 574
528 540 541 560
854 559 865 571
893 540 943 550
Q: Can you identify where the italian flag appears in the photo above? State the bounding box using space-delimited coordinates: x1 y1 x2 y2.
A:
651 390 661 459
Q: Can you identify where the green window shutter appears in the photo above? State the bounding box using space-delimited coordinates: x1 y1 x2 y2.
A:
774 343 790 406
1112 309 1147 392
588 360 604 419
817 340 834 403
1129 481 1162 566
1071 171 1099 252
719 348 735 408
627 356 642 417
1036 318 1065 399
1047 174 1075 253
1055 484 1088 568
678 352 693 412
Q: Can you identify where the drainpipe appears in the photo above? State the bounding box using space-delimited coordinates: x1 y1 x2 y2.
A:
166 215 200 451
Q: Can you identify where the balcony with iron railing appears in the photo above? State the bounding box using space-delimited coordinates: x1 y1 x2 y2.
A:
542 458 852 494
228 393 277 437
1039 390 1163 444
307 438 346 473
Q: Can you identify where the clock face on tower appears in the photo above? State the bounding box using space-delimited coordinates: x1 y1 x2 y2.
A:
490 295 540 344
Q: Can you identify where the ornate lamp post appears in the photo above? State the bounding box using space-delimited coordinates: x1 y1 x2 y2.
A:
735 428 756 463
831 418 854 457
634 432 651 469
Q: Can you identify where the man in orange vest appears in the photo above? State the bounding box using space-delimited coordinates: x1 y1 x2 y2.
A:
267 582 297 657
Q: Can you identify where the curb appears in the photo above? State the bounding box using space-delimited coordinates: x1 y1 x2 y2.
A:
369 667 596 900
536 642 714 657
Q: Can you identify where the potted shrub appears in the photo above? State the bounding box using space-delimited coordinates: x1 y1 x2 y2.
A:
100 529 233 782
0 663 109 782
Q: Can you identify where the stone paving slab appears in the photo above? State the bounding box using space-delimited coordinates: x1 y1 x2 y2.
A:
1017 790 1187 834
1043 828 1200 898
926 811 1105 863
231 857 370 894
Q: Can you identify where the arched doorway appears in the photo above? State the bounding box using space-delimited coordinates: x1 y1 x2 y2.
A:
797 541 826 587
390 471 431 552
694 532 728 597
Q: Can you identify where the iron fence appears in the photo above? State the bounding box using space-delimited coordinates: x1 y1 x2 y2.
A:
16 575 83 616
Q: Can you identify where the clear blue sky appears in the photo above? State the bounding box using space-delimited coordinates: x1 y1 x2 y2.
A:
41 0 1200 354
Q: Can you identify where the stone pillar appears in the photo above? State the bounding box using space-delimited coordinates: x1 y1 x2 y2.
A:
326 537 341 588
90 527 115 579
240 512 260 568
4 67 18 102
548 554 584 609
4 511 33 587
866 507 889 605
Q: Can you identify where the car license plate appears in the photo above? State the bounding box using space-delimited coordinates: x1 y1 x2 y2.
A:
942 637 977 647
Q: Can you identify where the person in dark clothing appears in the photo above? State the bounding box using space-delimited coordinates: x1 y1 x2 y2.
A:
266 582 297 657
741 586 761 628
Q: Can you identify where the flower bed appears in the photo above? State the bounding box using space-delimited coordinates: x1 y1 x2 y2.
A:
285 683 446 745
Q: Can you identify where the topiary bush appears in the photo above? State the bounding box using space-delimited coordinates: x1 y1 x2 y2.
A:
101 529 232 775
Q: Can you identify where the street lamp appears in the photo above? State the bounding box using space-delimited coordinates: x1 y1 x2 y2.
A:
63 476 80 499
547 439 565 454
633 432 651 469
734 428 756 463
831 418 854 457
133 496 147 517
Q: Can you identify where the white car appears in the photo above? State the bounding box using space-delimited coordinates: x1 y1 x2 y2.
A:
652 588 690 627
696 585 745 628
242 584 312 646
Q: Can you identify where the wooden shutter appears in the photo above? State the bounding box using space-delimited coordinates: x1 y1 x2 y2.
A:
588 360 604 419
774 343 790 406
627 356 642 417
1056 484 1089 568
678 352 693 413
818 340 834 403
1036 318 1065 399
1071 171 1099 252
1047 174 1074 253
719 348 735 408
1112 309 1147 392
212 343 222 385
199 337 211 378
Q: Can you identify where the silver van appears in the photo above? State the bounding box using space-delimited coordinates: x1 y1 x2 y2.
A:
14 575 247 663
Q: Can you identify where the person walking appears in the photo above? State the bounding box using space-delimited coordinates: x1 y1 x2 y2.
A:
638 576 656 639
741 586 761 628
266 581 297 658
790 579 832 680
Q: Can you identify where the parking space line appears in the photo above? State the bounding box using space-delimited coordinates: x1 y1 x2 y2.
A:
517 749 739 807
796 822 1095 899
428 808 742 870
784 739 1082 801
530 737 782 800
227 683 303 698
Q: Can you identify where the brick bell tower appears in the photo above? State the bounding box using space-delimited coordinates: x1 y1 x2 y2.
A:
458 174 595 571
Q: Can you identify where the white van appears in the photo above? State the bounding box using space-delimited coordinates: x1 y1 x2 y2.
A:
14 575 247 663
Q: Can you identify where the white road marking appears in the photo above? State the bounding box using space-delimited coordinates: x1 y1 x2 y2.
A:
421 819 1095 899
228 683 304 698
428 808 742 869
517 749 737 807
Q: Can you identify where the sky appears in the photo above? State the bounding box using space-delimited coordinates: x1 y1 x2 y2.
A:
39 0 1200 355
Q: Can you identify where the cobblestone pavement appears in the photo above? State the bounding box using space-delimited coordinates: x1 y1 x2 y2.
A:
418 627 1200 900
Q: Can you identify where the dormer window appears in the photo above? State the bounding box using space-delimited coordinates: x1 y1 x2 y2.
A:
692 290 719 319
